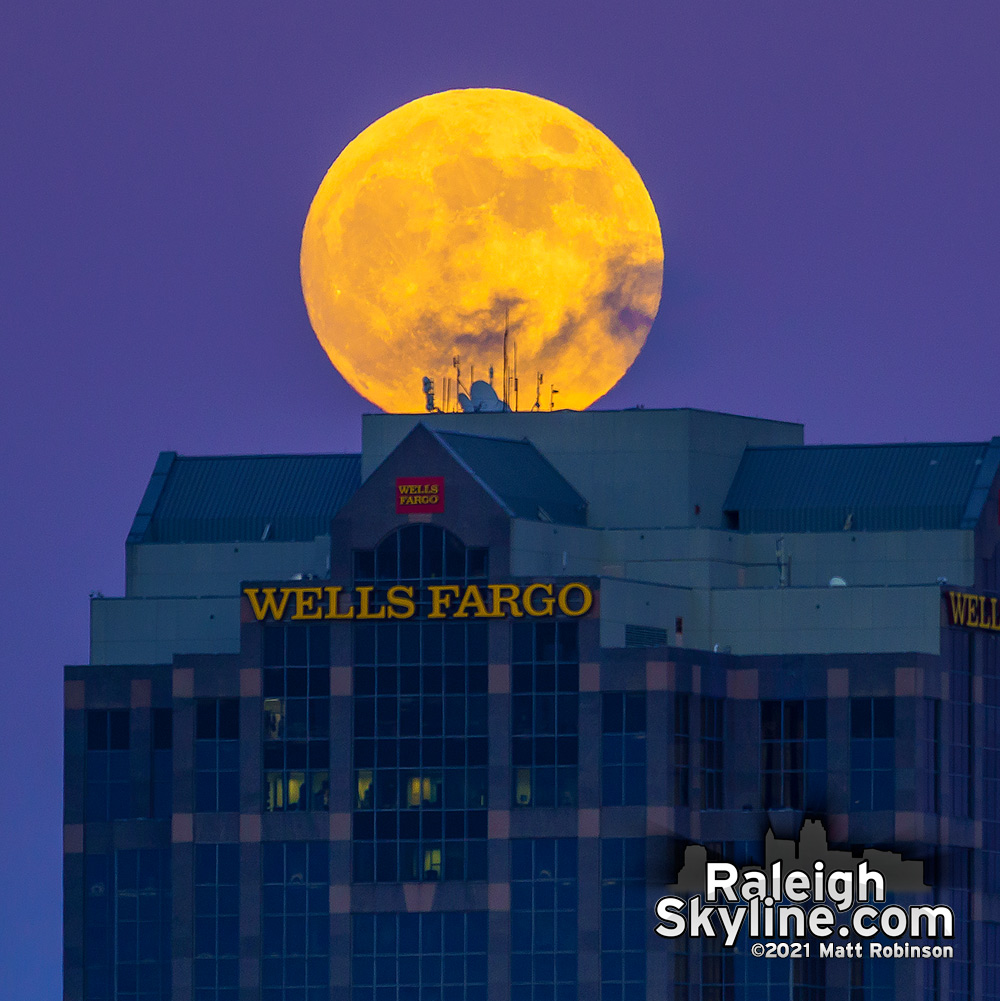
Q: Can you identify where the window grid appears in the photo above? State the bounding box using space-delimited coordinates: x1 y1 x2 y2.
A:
353 621 488 882
193 844 239 1001
195 700 239 813
150 708 172 819
84 849 171 1001
511 621 579 808
351 912 488 1001
511 839 578 1001
700 698 724 810
760 700 826 811
600 838 645 1001
674 694 690 808
601 694 646 806
263 625 330 813
86 709 130 821
984 638 1000 895
353 526 490 884
261 842 330 1001
948 632 974 820
850 698 894 811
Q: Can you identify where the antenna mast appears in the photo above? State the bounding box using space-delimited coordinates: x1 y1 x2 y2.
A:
513 343 518 412
502 307 509 410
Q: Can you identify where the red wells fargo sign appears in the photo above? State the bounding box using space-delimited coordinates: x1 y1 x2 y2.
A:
396 477 444 513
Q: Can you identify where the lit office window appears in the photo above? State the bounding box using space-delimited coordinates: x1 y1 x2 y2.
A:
84 849 171 1001
512 621 579 808
849 698 894 811
263 625 330 813
601 693 646 806
193 843 239 1001
760 700 826 811
150 708 172 819
352 912 488 1001
86 709 130 821
261 842 329 1001
195 699 239 813
600 838 645 1001
353 525 489 882
700 698 724 810
511 838 577 1001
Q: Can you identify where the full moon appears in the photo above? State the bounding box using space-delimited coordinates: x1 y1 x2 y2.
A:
301 88 663 412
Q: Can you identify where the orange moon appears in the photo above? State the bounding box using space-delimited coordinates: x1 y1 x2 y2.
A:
301 88 663 412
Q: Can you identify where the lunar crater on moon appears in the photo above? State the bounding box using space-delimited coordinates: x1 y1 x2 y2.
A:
301 88 663 412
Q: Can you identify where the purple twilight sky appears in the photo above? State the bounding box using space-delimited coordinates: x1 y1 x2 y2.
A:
1 1 998 992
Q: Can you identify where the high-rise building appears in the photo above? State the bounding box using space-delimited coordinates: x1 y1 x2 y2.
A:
65 408 1000 999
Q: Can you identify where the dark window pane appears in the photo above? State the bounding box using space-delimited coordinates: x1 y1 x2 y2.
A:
152 708 172 750
108 710 130 750
218 699 239 740
354 550 375 581
873 698 894 738
851 699 871 739
87 710 108 750
286 629 308 666
309 625 330 666
263 628 285 666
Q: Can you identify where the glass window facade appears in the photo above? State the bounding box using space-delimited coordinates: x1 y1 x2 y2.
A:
600 838 645 1001
150 707 172 819
86 709 130 821
512 621 579 808
84 849 171 1001
601 694 646 806
948 632 975 819
700 697 724 810
850 698 894 810
351 912 488 1001
353 525 488 882
261 842 330 1001
511 838 577 1001
194 843 240 1001
195 699 239 813
760 699 826 811
263 625 330 813
674 693 691 808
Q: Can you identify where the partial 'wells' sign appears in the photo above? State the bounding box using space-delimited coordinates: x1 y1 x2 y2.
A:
944 589 1000 633
396 477 444 513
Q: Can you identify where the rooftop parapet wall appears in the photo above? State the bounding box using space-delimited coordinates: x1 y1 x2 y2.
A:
511 520 975 591
363 409 803 530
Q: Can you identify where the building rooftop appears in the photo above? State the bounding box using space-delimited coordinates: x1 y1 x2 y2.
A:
434 429 588 526
724 438 1000 533
127 451 361 544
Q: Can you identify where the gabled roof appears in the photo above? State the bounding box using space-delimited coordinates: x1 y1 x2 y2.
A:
433 429 588 526
127 452 361 543
724 439 1000 533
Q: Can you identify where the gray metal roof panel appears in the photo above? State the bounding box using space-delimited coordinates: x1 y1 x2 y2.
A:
132 453 361 543
725 442 992 533
434 430 588 526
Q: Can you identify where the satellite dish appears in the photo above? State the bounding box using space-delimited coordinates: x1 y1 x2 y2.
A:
829 577 848 587
458 392 473 413
468 380 504 412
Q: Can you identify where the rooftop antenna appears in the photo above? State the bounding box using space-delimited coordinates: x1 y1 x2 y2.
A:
488 365 494 388
550 384 558 411
533 373 543 411
502 307 509 410
513 342 518 412
453 355 468 399
422 376 435 412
